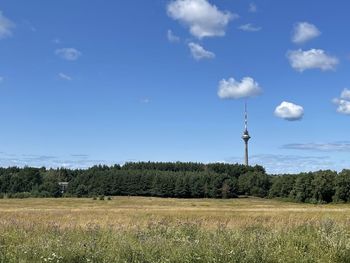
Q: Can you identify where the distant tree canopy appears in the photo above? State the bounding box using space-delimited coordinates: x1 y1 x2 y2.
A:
0 162 349 203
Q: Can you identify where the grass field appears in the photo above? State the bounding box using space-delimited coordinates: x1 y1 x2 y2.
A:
1 197 350 262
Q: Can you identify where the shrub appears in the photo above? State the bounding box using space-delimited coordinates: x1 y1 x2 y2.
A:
9 192 32 199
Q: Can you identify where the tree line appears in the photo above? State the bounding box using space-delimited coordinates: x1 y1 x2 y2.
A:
0 162 349 203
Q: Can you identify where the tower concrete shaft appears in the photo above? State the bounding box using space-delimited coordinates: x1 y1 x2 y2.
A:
242 102 251 166
244 140 249 166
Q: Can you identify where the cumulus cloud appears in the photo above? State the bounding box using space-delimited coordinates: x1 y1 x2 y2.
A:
248 3 257 13
167 0 237 39
274 101 304 121
0 11 15 39
333 99 350 115
340 88 350 100
218 77 262 99
167 29 180 42
333 88 350 115
287 49 338 72
55 48 82 61
282 142 350 152
238 23 261 32
188 42 215 60
292 22 321 44
58 73 72 81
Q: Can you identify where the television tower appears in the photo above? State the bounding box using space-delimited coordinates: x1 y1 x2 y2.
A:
242 101 251 166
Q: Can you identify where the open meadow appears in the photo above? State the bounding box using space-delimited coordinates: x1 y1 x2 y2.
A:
1 197 350 262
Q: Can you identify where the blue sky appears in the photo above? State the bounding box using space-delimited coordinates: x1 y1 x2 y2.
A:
0 0 349 173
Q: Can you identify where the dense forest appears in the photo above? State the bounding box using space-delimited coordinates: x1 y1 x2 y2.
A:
0 162 349 203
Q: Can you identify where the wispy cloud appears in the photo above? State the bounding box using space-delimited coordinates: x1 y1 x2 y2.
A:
58 72 72 81
140 97 150 104
238 23 261 32
226 154 338 174
23 20 37 32
218 76 262 99
0 76 4 83
0 153 58 167
292 22 321 44
71 154 89 158
188 42 215 60
287 49 338 72
55 48 82 61
282 142 350 152
167 0 237 39
0 11 15 39
167 29 180 43
52 38 61 44
248 3 257 13
0 152 113 169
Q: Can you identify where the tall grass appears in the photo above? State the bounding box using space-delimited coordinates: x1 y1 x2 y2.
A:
1 219 350 262
1 197 350 262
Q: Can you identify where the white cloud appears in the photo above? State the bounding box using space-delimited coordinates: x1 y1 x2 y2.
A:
282 142 350 152
58 73 72 81
188 42 215 60
0 151 111 169
218 77 262 99
259 154 334 174
274 101 304 121
167 29 180 43
55 48 81 61
140 98 150 104
333 99 350 115
52 38 61 44
227 154 336 174
287 49 338 72
248 3 257 13
167 0 237 39
340 88 350 100
238 23 261 32
333 89 350 115
0 11 15 39
23 20 36 32
292 22 320 44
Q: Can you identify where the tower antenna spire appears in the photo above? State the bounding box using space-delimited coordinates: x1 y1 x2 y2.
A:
244 100 248 131
242 100 251 166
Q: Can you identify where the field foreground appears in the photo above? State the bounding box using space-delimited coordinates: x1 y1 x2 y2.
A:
1 197 350 262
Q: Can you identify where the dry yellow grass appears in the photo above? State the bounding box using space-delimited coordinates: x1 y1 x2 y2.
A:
1 197 350 230
2 197 350 262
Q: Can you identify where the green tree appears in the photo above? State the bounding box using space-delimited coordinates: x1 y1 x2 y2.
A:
289 173 314 202
238 172 270 197
76 184 88 197
333 170 350 202
311 170 336 203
